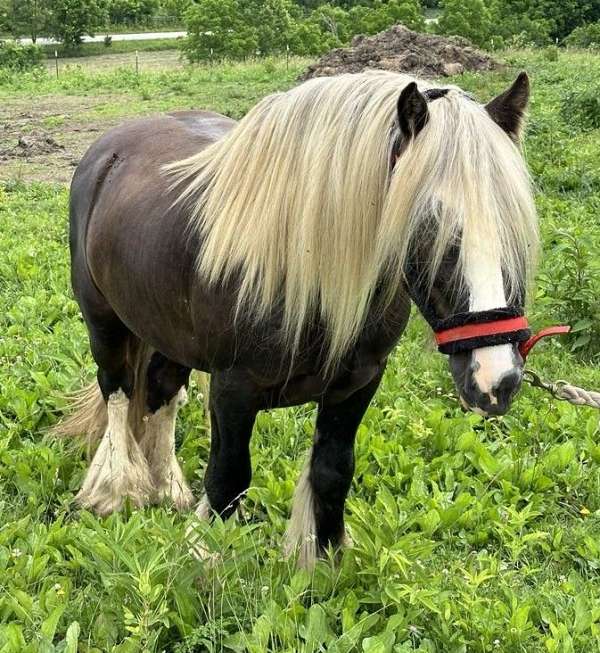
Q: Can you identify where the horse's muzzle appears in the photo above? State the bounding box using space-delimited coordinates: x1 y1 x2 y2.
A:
460 367 523 416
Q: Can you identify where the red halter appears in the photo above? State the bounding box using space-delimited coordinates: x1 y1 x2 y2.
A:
434 317 570 361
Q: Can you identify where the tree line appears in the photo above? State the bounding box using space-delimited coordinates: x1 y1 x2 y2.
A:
1 0 599 52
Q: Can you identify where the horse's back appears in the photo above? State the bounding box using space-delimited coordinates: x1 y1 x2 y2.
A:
68 110 236 363
70 109 234 240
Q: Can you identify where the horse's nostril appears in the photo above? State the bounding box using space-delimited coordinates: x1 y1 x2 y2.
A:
492 369 522 407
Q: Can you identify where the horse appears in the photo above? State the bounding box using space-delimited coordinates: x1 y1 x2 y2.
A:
57 70 538 569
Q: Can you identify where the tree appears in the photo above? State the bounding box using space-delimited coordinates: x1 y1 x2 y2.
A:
488 0 600 43
0 0 50 42
108 0 159 25
387 0 426 31
46 0 108 47
158 0 191 19
241 0 293 53
182 0 259 60
437 0 494 48
310 3 351 44
288 18 330 53
347 0 424 35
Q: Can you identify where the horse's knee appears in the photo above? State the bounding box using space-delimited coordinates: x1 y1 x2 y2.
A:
310 439 354 503
146 352 191 413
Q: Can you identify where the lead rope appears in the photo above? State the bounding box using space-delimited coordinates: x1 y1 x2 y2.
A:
524 370 600 410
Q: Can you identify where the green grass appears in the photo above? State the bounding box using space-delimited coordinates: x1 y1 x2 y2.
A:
40 38 182 59
1 52 600 652
0 58 308 121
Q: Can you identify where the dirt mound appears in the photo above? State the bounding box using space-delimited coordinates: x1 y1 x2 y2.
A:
300 24 501 81
0 130 65 160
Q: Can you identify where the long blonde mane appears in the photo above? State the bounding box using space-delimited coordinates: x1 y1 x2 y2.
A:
166 71 538 369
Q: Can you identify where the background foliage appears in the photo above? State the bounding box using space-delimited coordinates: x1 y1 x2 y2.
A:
0 48 599 651
2 0 600 54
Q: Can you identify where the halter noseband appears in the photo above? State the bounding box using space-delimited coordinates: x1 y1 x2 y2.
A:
432 308 570 361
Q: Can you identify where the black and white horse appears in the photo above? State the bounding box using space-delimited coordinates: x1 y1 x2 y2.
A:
59 71 538 567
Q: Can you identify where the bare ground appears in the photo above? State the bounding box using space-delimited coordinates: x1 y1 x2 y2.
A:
0 94 131 184
301 24 501 80
1 50 181 184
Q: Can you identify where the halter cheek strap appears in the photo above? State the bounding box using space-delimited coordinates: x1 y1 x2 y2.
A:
433 308 571 360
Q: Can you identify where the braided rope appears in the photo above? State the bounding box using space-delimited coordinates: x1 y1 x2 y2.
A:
553 382 600 409
524 371 600 410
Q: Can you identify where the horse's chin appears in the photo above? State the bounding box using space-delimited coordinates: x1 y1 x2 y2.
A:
459 396 489 416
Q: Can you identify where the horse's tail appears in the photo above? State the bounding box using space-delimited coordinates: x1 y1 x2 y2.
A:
52 337 154 448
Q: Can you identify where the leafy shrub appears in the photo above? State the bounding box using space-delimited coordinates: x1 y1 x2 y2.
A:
565 22 600 49
181 0 426 61
109 0 160 25
437 0 494 49
537 226 600 356
561 83 600 130
45 0 108 49
543 45 559 61
0 41 43 71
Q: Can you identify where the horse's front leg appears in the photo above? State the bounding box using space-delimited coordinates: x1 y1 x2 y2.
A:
285 367 385 569
195 371 259 521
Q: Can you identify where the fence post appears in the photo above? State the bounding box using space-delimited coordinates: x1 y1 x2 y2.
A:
55 50 59 78
286 43 289 71
135 50 139 75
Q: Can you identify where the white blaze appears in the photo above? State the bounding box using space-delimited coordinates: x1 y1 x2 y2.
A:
463 242 515 399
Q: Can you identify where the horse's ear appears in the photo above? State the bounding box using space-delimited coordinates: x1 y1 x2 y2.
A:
485 72 530 141
397 82 429 141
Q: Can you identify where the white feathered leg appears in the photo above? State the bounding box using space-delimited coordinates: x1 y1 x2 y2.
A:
141 387 194 511
76 390 153 515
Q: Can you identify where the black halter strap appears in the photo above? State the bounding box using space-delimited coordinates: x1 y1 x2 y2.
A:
423 88 450 102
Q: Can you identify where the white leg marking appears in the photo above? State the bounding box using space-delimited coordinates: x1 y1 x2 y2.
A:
186 494 220 562
283 450 318 570
141 387 194 511
76 390 153 515
463 237 515 396
194 493 212 521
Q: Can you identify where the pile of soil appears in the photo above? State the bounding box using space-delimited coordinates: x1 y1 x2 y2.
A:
0 130 64 160
300 24 501 81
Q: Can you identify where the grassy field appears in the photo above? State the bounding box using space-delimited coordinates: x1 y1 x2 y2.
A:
1 51 599 652
41 38 183 59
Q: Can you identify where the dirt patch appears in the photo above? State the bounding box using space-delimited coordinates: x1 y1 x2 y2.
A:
300 24 501 81
0 94 128 184
1 131 65 158
0 50 182 185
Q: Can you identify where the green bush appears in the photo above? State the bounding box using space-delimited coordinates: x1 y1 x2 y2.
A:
537 226 600 356
561 83 600 130
181 0 427 61
437 0 494 49
565 22 600 49
0 41 43 70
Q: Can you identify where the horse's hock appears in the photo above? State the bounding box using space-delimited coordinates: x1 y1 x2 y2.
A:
300 24 502 81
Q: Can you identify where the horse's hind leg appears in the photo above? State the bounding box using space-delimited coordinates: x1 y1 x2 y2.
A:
77 308 153 515
140 352 194 510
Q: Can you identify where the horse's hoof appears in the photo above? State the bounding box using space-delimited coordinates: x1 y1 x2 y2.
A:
154 479 195 511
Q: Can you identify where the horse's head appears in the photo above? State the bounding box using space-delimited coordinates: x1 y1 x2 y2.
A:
395 74 536 416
